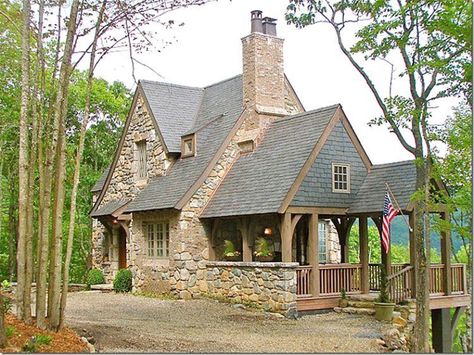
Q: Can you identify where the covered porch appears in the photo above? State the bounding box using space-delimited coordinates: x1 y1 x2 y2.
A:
280 206 469 311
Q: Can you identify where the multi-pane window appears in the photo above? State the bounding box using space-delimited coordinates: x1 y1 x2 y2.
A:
332 163 350 193
146 222 169 258
318 222 327 263
136 140 147 179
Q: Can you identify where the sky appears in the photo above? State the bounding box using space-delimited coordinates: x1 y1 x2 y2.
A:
92 0 458 164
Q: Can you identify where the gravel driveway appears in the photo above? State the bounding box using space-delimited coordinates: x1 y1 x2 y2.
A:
65 292 386 353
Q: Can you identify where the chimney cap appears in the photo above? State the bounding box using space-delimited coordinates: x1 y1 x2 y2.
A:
250 10 263 34
251 10 263 19
262 17 277 23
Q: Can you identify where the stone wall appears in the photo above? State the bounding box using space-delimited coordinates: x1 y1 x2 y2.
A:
326 220 341 263
129 209 180 293
206 261 298 317
100 95 173 206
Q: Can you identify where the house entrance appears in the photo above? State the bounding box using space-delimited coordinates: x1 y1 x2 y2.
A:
118 226 127 269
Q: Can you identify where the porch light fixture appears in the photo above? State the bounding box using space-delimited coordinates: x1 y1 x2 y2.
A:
264 227 272 236
112 218 118 224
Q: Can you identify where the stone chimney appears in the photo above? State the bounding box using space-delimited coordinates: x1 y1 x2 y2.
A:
242 10 286 118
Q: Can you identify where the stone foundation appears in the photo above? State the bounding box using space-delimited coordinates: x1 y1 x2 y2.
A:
206 261 298 317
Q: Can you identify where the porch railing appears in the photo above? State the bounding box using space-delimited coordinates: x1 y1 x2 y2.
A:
296 266 312 296
297 263 467 300
319 264 361 295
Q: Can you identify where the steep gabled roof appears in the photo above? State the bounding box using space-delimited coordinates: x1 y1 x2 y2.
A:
125 75 243 212
349 160 417 214
91 199 130 217
200 105 340 218
140 81 203 153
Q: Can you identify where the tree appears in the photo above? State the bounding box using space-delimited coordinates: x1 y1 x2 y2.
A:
286 1 472 351
433 104 472 352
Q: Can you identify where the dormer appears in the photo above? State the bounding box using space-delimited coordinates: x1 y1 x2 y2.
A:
181 133 196 158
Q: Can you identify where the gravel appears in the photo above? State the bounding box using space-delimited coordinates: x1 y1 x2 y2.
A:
65 292 387 353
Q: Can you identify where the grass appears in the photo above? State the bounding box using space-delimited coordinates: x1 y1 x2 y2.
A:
21 334 52 353
5 325 15 337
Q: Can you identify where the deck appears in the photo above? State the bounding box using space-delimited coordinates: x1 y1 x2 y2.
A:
296 263 469 311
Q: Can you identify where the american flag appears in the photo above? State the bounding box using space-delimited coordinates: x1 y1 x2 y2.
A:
382 191 398 253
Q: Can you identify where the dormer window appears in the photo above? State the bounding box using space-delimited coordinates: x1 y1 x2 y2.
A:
136 140 147 179
332 163 350 193
181 134 196 158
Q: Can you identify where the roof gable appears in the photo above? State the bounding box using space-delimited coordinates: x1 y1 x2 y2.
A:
200 105 340 218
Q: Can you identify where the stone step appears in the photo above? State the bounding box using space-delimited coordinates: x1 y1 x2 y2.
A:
90 283 114 292
347 300 375 309
334 306 375 316
346 293 379 302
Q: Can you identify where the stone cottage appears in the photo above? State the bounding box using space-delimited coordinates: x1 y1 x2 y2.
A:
91 11 456 317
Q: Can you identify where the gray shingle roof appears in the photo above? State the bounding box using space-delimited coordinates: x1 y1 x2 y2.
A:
348 160 417 214
125 75 243 212
140 80 204 153
91 199 130 217
200 105 340 218
91 166 110 193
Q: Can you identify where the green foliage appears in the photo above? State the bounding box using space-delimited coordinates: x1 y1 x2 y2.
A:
223 240 240 257
85 269 105 289
5 325 15 338
0 254 8 282
340 288 346 299
254 237 273 257
113 269 133 293
34 334 52 346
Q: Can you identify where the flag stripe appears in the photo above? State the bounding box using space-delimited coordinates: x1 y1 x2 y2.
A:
382 191 398 254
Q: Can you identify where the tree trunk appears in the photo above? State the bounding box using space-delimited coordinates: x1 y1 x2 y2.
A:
59 0 106 329
412 161 431 353
47 0 81 331
16 0 31 321
8 187 16 282
0 297 6 348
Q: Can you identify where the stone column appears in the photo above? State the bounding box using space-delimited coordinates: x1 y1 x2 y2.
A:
359 216 369 294
308 213 319 297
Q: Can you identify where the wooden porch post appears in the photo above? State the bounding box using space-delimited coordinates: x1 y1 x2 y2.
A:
308 212 320 297
240 217 252 262
281 212 292 263
209 219 219 261
440 210 452 296
359 216 369 294
409 212 416 298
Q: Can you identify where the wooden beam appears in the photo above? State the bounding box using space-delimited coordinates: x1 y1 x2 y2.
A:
308 212 319 297
286 206 347 215
440 211 452 296
359 217 369 294
451 307 465 342
281 212 293 262
432 308 452 353
240 217 252 262
209 219 220 261
291 214 303 234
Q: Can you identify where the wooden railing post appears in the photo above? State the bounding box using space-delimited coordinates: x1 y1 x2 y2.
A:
440 210 452 295
359 216 369 294
308 212 319 297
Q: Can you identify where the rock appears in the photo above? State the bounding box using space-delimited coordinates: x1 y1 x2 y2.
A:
232 303 246 310
179 290 192 300
340 307 375 316
383 328 402 350
393 316 407 328
375 339 386 346
408 313 416 323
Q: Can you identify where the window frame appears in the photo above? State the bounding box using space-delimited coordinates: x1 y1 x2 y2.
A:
181 134 196 158
332 163 351 193
136 140 147 179
318 222 327 263
144 221 170 259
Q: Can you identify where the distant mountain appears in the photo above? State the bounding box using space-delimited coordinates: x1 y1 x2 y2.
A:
368 216 464 252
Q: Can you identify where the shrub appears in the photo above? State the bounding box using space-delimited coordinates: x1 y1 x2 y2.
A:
5 325 15 338
85 269 105 289
113 269 132 293
34 334 52 346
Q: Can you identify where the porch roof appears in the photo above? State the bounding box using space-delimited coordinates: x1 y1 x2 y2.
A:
348 160 417 214
91 199 130 217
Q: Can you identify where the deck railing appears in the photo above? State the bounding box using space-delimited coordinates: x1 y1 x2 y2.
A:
319 264 361 295
296 266 312 296
297 263 467 300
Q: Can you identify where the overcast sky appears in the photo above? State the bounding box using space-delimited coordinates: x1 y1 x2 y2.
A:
93 0 458 164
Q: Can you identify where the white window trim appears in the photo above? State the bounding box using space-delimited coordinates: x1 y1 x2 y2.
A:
144 221 170 259
332 163 351 193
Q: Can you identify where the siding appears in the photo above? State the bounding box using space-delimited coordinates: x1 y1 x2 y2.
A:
291 122 368 207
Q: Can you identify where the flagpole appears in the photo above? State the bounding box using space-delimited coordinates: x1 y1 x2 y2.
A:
385 182 413 232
